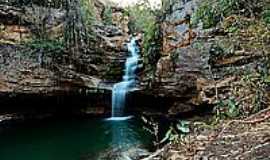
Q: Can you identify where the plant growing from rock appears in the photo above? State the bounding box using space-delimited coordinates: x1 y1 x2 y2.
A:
64 0 96 58
141 116 160 148
125 0 161 74
103 6 113 25
160 120 190 145
262 9 270 25
215 98 240 119
192 0 265 29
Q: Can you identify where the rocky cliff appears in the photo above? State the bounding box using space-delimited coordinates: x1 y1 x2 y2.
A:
136 0 269 117
0 0 131 116
0 0 269 119
135 0 208 115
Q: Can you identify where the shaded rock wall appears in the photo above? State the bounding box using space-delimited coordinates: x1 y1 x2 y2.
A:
0 0 131 116
135 0 208 116
137 0 270 117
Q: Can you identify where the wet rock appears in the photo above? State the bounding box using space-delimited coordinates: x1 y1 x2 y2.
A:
168 102 195 115
94 146 150 160
0 114 15 123
81 106 105 115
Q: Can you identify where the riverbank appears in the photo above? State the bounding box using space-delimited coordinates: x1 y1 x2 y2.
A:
142 107 270 160
139 0 270 159
0 0 269 159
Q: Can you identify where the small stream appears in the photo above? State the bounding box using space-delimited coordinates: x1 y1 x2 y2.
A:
0 117 152 160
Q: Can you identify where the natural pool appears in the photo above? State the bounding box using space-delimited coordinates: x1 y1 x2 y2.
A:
0 117 152 160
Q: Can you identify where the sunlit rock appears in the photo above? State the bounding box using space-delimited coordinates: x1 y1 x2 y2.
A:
98 0 161 9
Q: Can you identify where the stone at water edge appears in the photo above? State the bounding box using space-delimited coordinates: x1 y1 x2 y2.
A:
95 145 150 160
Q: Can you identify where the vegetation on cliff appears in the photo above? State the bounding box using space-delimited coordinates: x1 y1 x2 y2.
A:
0 0 269 159
141 0 270 159
125 1 161 75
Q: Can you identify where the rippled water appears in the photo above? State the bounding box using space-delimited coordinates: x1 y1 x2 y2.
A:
0 117 152 160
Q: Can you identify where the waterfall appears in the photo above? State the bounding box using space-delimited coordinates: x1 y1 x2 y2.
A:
111 37 140 119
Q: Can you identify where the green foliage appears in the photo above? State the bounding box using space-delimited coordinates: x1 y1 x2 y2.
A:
103 6 113 25
218 0 241 15
26 39 64 53
225 26 239 33
80 0 97 43
264 75 270 83
160 127 178 143
80 0 96 26
126 1 161 72
160 120 190 144
215 98 240 118
192 0 264 29
192 2 220 29
262 9 270 24
125 2 159 50
127 5 156 32
177 121 190 133
242 73 268 114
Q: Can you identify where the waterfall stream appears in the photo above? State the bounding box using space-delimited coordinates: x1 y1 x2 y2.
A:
110 37 140 119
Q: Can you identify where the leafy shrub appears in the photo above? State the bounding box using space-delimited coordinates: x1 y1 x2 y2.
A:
160 120 190 144
192 0 265 29
103 6 113 25
24 38 64 65
80 0 96 27
192 3 220 29
126 2 161 72
262 9 270 24
215 98 240 118
126 3 159 45
26 39 64 52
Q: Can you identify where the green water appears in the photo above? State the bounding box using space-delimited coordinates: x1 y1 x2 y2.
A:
0 117 152 160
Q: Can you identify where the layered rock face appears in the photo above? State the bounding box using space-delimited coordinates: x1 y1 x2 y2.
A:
135 0 208 115
0 0 131 115
1 0 267 118
137 0 269 116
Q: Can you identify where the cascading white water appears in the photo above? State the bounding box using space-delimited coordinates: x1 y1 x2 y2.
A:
111 37 140 118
